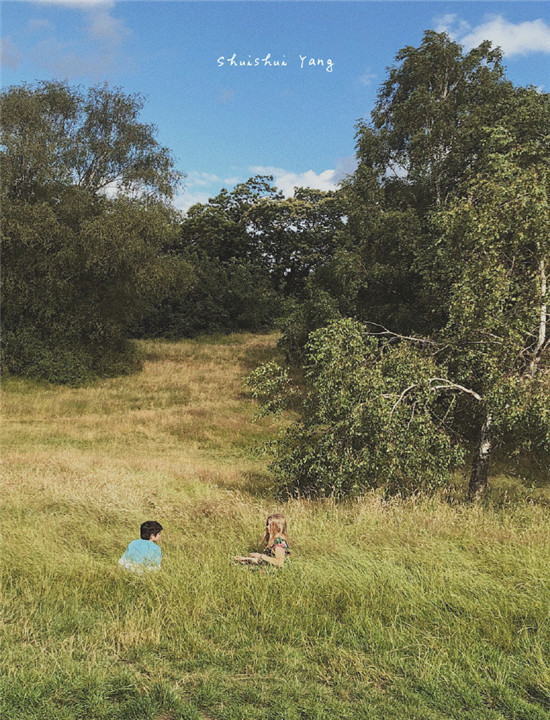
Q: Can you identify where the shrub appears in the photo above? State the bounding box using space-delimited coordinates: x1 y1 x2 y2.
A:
246 318 465 497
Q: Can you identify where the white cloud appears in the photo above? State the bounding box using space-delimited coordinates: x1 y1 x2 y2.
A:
22 0 131 78
435 14 550 56
87 4 130 44
434 13 471 37
186 171 222 187
174 188 215 214
359 68 376 87
174 171 235 214
175 161 352 215
332 155 358 184
1 37 22 69
249 165 339 196
463 16 550 56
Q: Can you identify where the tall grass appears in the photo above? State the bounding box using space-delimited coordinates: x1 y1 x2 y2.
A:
2 334 549 720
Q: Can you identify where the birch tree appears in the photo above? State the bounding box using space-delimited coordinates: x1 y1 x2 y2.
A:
268 33 550 497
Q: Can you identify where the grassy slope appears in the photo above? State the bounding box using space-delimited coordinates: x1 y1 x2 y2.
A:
2 334 549 720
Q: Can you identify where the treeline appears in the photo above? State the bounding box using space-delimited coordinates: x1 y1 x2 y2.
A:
135 178 345 338
2 31 549 496
0 81 344 380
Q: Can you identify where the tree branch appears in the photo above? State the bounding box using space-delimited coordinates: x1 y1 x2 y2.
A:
364 321 438 345
429 378 482 401
390 384 419 417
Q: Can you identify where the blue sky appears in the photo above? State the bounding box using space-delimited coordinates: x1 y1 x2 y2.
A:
2 1 550 212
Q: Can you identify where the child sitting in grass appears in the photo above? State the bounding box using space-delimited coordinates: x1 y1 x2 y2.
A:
119 520 163 573
234 513 291 568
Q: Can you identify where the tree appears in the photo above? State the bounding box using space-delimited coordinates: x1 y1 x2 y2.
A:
180 175 282 265
245 186 345 295
136 176 284 336
1 81 182 201
246 319 465 497
326 31 516 336
432 126 550 496
1 81 188 383
269 32 550 496
179 176 344 295
366 31 513 209
139 177 345 337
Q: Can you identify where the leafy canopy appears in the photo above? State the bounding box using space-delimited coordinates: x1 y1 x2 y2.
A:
262 32 550 496
1 81 189 383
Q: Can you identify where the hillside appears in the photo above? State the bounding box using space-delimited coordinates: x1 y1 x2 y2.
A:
2 335 549 720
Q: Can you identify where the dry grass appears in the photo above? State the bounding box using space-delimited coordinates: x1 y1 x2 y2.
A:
2 333 550 720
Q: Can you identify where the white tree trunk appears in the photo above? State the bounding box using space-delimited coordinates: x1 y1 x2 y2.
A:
529 258 547 377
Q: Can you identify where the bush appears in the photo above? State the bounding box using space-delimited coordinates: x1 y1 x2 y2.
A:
2 328 141 385
246 318 465 497
136 255 282 338
278 288 342 365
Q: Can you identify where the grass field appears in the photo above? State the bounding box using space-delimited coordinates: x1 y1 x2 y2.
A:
2 334 549 720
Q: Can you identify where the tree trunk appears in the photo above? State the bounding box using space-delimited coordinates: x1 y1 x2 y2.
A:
529 258 547 377
468 412 493 500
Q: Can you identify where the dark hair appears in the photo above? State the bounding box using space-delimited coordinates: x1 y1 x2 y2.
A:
140 520 163 540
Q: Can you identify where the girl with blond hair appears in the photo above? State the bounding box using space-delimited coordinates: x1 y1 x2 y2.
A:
234 513 291 568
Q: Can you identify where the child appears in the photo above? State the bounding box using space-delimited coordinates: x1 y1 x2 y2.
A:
234 513 290 568
119 520 163 573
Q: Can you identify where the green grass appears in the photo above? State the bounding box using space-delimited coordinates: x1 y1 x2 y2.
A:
2 334 549 720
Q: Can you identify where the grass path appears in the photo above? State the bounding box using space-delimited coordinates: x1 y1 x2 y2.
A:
2 334 549 720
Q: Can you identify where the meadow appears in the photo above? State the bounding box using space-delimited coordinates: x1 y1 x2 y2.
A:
2 334 549 720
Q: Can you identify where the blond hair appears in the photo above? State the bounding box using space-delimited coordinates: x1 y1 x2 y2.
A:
263 513 289 548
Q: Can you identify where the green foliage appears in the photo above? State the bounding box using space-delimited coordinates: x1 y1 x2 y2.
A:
278 288 342 364
276 32 550 495
489 375 550 457
1 81 188 383
245 186 345 295
428 126 550 474
137 177 346 338
181 175 282 264
0 80 182 201
369 31 512 208
247 319 464 497
136 253 282 338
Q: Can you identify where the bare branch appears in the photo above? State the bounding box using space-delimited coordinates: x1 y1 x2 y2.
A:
429 378 482 401
364 321 439 345
390 384 419 417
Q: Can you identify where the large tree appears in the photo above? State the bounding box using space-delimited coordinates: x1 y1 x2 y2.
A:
433 125 550 496
1 81 188 383
268 32 549 496
1 81 181 201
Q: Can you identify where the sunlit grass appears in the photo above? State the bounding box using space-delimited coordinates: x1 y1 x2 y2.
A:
2 333 549 719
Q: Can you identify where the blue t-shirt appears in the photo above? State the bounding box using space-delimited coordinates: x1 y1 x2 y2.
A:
119 539 161 571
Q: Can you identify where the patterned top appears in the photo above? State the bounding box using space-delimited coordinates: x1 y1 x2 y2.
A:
263 536 291 559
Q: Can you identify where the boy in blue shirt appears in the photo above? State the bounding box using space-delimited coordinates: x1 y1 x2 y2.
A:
119 520 163 573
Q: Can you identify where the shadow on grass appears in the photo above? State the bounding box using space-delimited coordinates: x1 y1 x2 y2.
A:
238 337 284 373
211 469 278 500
